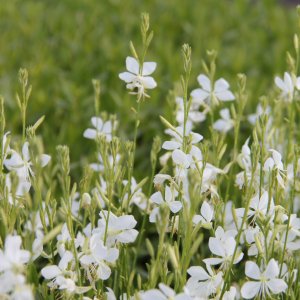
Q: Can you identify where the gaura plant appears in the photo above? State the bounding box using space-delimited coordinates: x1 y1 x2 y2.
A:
1 7 300 300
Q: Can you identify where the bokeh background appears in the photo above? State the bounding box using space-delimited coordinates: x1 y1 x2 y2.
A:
0 0 298 177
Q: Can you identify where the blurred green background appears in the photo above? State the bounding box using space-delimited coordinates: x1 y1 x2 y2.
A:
0 0 297 176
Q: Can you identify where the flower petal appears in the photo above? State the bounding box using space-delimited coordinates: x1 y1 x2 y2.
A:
197 74 211 91
265 259 279 279
126 57 139 74
142 62 157 76
119 72 136 83
241 281 261 299
41 265 61 279
245 261 261 280
91 117 103 131
266 278 287 294
169 201 182 213
214 78 229 92
208 237 225 257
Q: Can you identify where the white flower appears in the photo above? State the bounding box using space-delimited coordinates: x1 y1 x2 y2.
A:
141 283 191 300
83 117 113 141
236 138 260 189
119 56 157 99
176 97 207 128
4 141 50 180
282 213 300 237
264 149 285 188
80 233 119 281
191 74 235 105
94 211 138 246
162 125 203 152
89 153 120 172
186 264 223 298
32 231 44 260
123 177 147 210
57 223 72 256
41 251 77 292
0 235 30 272
193 201 214 229
235 191 275 222
2 132 10 161
223 286 237 300
248 104 271 125
203 230 243 269
274 72 299 101
0 271 33 299
9 284 34 300
149 185 182 223
172 149 190 169
213 108 234 133
5 174 31 204
241 259 287 299
4 142 51 180
153 174 172 186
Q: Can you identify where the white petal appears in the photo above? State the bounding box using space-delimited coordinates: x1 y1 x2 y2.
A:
22 142 30 162
41 265 61 279
169 201 182 213
162 141 180 150
214 78 230 92
187 266 210 280
126 57 139 74
208 237 225 257
142 62 157 76
114 215 137 230
265 259 279 279
102 121 112 134
213 119 228 132
116 229 138 243
245 261 261 280
172 149 190 168
141 290 166 300
97 262 111 280
141 76 157 89
203 257 224 265
215 90 235 101
241 281 261 299
197 74 211 91
284 72 293 93
91 117 103 131
275 76 288 93
224 237 236 256
119 72 136 83
58 251 73 270
190 88 209 102
106 248 119 263
150 191 164 205
220 108 231 120
83 129 97 139
190 132 203 144
40 154 51 167
266 279 287 294
164 185 173 203
149 207 159 223
264 157 274 170
158 283 175 297
4 152 24 169
201 201 213 222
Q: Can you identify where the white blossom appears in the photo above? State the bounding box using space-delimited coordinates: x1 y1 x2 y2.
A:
241 259 287 299
191 74 235 105
119 56 157 99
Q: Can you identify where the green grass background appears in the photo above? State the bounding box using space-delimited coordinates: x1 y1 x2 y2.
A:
0 0 297 177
